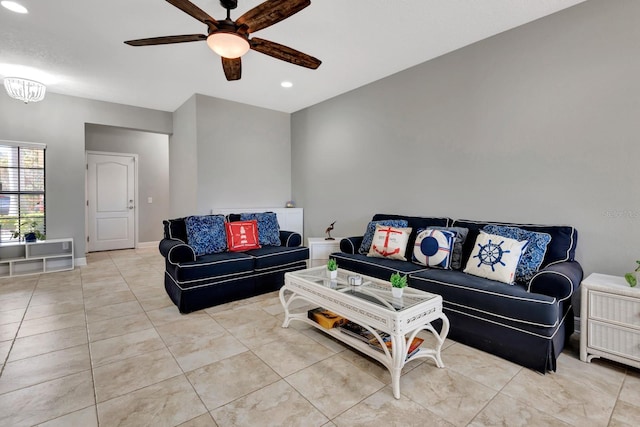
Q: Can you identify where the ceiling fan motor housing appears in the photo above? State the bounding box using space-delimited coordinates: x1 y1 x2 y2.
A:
220 0 238 10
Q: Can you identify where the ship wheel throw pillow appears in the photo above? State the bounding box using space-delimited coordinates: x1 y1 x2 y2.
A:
463 231 529 284
367 224 412 261
412 228 456 269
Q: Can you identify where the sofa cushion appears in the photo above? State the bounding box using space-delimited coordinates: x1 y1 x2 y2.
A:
225 220 261 252
412 228 455 269
410 269 560 328
359 219 409 254
429 226 469 270
483 225 551 284
185 215 227 256
163 218 188 243
331 252 429 281
240 212 281 246
244 246 309 271
463 231 528 284
367 225 412 261
452 219 578 268
172 251 254 283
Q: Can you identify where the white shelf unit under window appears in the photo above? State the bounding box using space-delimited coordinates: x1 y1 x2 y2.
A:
0 238 74 277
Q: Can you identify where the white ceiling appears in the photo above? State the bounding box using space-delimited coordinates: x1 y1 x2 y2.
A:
0 0 587 113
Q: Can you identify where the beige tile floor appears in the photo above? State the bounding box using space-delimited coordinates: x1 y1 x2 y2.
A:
1 247 639 426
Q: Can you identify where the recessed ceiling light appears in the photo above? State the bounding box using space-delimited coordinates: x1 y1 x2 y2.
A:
1 1 28 14
281 81 293 88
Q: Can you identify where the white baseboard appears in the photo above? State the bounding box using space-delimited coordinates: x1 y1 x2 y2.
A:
75 257 87 267
137 241 160 249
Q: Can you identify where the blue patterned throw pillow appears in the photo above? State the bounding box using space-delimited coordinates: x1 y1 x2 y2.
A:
359 220 409 254
483 225 552 284
185 215 227 256
412 228 456 269
240 212 281 246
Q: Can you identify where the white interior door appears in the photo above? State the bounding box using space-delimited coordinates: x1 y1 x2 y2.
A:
87 153 136 251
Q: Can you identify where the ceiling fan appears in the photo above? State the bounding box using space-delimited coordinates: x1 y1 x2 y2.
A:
124 0 322 81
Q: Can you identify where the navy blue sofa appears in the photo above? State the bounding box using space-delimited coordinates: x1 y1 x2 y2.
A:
159 215 309 313
332 214 582 373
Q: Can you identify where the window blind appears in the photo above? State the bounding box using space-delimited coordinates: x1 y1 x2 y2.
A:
0 142 46 242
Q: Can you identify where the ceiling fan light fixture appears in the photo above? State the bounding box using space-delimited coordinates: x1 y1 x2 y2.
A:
207 33 250 59
1 1 28 14
3 77 46 103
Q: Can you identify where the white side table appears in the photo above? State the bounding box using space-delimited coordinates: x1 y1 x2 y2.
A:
580 273 640 369
307 237 343 267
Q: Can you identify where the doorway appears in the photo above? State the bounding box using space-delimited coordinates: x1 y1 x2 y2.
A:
86 151 137 251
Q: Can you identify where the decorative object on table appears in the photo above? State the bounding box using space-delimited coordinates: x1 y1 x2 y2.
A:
285 200 296 208
390 271 407 298
624 260 640 287
307 307 347 329
348 275 362 286
327 258 338 279
11 220 45 242
325 221 336 240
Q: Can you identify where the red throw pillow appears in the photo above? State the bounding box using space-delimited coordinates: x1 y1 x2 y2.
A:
225 220 261 252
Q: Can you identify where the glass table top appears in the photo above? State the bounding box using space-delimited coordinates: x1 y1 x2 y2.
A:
288 267 438 312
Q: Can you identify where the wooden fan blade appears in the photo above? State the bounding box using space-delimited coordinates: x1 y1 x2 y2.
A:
250 38 321 69
237 0 310 33
166 0 218 25
125 34 207 46
222 57 242 81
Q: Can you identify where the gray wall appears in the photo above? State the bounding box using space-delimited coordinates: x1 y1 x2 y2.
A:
0 92 172 256
170 94 291 216
85 124 170 243
291 0 640 279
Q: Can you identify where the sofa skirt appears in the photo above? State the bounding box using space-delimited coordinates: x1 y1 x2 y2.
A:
164 260 308 313
442 303 573 373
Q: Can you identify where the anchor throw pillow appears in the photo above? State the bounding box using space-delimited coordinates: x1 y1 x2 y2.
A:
366 224 412 261
463 231 529 284
358 219 409 254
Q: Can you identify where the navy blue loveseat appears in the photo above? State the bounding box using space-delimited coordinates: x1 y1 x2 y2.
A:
332 214 582 373
159 214 309 313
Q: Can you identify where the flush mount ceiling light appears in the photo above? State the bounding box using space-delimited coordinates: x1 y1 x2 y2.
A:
281 81 293 88
3 77 47 103
1 1 28 13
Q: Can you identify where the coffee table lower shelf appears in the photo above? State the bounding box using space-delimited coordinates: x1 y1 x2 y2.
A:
279 282 449 399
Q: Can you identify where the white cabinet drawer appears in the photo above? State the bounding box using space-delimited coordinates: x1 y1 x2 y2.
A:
311 244 338 260
588 320 640 362
308 238 342 261
589 291 640 328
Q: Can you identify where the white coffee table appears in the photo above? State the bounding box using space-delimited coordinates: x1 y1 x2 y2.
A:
280 266 450 399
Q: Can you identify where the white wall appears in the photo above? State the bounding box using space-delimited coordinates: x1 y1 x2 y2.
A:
169 96 198 218
169 94 291 216
0 92 172 255
85 124 170 243
291 0 640 279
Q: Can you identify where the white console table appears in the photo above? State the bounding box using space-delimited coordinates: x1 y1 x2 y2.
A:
580 273 640 369
307 237 343 267
0 238 74 277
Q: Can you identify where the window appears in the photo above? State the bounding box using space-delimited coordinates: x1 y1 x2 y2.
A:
0 141 46 242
